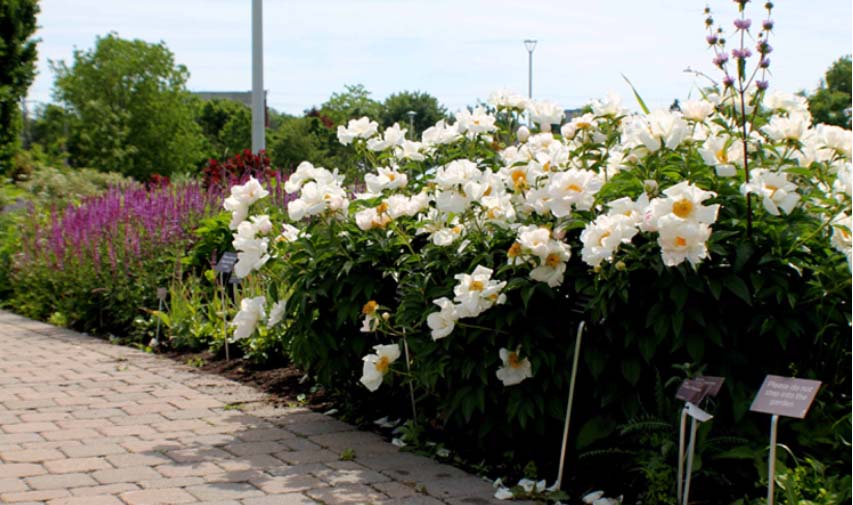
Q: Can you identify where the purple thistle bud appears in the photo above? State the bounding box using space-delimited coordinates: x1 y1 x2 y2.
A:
705 16 714 27
732 48 752 59
723 75 735 87
713 53 729 67
764 2 773 10
756 80 769 91
757 41 772 54
706 34 719 45
762 19 774 30
759 57 771 68
734 18 752 30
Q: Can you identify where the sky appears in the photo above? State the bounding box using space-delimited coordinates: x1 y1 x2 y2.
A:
27 0 852 116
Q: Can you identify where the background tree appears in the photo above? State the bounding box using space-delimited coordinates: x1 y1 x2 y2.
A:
319 84 381 126
51 33 204 179
807 55 851 128
381 90 447 138
0 0 39 173
196 98 251 160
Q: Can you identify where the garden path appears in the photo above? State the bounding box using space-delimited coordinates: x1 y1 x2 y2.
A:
0 311 523 505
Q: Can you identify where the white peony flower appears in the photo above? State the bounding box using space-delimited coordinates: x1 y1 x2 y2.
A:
763 91 810 116
488 89 529 110
740 169 800 216
545 169 604 217
626 109 690 152
560 113 597 140
762 113 811 142
394 140 427 161
590 92 627 117
529 240 571 287
646 181 719 231
231 296 266 341
223 177 270 229
526 100 565 129
495 347 533 386
354 205 392 231
516 126 531 143
830 212 852 270
422 120 462 146
365 167 408 194
698 135 743 177
337 116 379 145
267 300 286 328
435 159 481 189
277 223 305 243
816 124 852 159
681 100 716 122
656 216 712 267
833 162 852 198
453 265 507 318
580 214 639 267
426 297 458 340
455 106 497 135
359 344 401 392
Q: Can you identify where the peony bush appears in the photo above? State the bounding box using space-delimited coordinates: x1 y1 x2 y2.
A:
220 4 851 499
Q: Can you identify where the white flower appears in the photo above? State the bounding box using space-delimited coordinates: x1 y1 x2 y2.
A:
590 92 627 117
526 100 565 129
515 225 553 259
435 159 481 189
277 223 305 243
816 124 852 159
516 126 530 143
337 116 379 145
740 169 800 216
223 177 269 229
763 91 810 116
453 265 507 318
496 348 533 386
529 240 571 287
233 238 270 278
354 205 392 231
366 123 407 151
365 167 408 194
488 89 529 110
681 100 715 122
580 214 638 267
627 109 690 152
834 162 852 198
646 181 719 231
762 113 810 142
545 169 604 217
422 120 461 146
360 344 401 392
231 296 266 341
698 135 743 177
426 297 458 340
287 176 350 221
455 106 497 135
395 140 426 161
656 216 712 267
830 212 852 269
267 300 286 328
560 113 597 140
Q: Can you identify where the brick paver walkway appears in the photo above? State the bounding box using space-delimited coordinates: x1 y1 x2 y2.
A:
0 311 516 505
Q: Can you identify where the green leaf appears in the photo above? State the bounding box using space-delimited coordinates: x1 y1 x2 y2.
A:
723 274 751 305
621 358 641 386
575 417 616 449
670 283 688 311
686 334 704 361
621 74 650 114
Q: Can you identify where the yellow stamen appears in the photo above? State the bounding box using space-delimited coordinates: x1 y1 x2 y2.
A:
362 300 378 315
469 280 485 291
765 184 778 197
511 170 528 190
376 202 389 215
598 231 611 246
508 243 522 258
545 253 561 268
566 183 582 192
387 172 396 181
508 352 523 369
375 356 390 374
675 236 687 247
672 198 693 219
715 149 728 164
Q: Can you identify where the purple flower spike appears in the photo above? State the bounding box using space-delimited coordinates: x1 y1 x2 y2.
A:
706 35 719 45
757 41 772 54
713 53 729 67
734 18 752 30
762 19 774 30
723 75 735 87
759 57 771 68
756 80 769 91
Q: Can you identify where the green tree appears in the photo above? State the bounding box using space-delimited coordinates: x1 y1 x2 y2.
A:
320 84 381 126
0 0 39 172
51 33 204 178
381 90 447 138
196 98 251 159
28 103 75 165
268 115 331 170
807 55 851 128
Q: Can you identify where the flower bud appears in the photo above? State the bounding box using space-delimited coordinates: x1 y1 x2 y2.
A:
615 261 627 271
516 126 530 143
381 312 391 321
643 179 659 196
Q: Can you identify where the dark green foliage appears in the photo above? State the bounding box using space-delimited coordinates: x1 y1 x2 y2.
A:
381 90 448 137
0 0 38 171
806 56 852 128
51 33 205 178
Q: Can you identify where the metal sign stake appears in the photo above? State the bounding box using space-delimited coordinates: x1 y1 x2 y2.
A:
556 320 585 490
677 405 688 503
682 417 699 505
402 334 417 423
221 272 230 362
767 414 779 505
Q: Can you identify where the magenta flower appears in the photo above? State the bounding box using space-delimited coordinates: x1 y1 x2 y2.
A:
734 19 752 30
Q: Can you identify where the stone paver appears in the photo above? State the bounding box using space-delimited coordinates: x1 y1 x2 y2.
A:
0 310 501 504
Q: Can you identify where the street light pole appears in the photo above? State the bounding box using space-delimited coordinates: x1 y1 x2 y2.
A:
524 39 537 100
251 0 265 153
406 110 417 139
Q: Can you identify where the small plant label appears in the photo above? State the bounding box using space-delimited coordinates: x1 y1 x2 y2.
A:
749 375 821 419
214 252 238 273
675 379 706 404
694 376 725 397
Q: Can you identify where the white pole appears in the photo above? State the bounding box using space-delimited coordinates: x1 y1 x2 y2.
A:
556 320 585 490
767 415 779 505
251 0 265 153
682 418 699 505
677 406 688 503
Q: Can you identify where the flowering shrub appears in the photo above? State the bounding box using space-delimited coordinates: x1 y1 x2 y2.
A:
10 183 221 337
202 149 276 190
222 4 850 500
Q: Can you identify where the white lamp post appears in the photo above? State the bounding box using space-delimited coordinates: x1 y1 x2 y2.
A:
524 39 537 99
251 0 265 153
